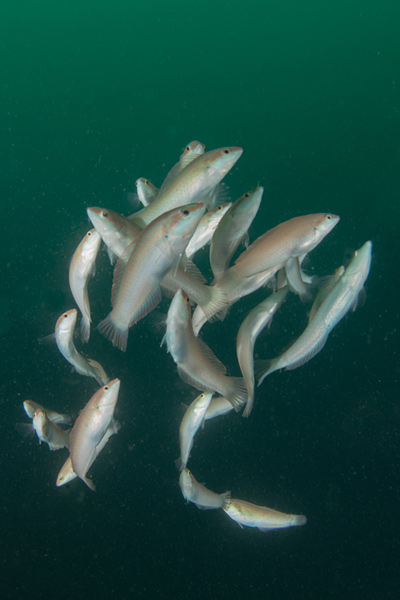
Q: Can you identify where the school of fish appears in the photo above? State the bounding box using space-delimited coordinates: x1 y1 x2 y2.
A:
22 141 372 533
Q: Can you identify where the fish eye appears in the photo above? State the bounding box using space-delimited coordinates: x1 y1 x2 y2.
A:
244 193 250 197
217 205 223 210
63 313 68 318
104 386 109 391
223 149 230 154
144 179 149 184
101 211 109 218
181 209 189 216
186 146 190 151
326 214 332 219
88 231 92 236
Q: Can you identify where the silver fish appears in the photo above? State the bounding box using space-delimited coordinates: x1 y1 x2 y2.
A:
177 393 212 470
69 379 120 490
223 498 307 531
179 468 230 510
164 289 247 411
68 228 101 342
32 409 70 451
55 309 108 386
185 202 231 259
256 241 372 384
23 400 72 426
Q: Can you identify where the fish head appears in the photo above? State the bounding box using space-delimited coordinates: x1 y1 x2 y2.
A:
164 203 206 244
314 213 340 239
167 289 192 326
180 140 206 160
201 147 243 182
55 309 77 336
179 468 193 497
81 228 101 254
234 186 264 216
343 240 372 285
23 400 38 419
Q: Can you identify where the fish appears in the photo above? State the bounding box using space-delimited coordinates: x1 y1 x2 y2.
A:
56 419 120 487
164 289 247 411
223 498 307 531
210 187 263 278
69 379 120 490
55 309 109 386
87 207 142 265
177 393 212 470
192 213 339 334
97 203 206 351
179 468 230 510
256 241 372 384
236 288 288 417
185 202 232 259
88 205 226 318
130 146 243 227
68 228 101 342
32 409 70 451
23 400 72 426
135 178 159 207
157 140 206 194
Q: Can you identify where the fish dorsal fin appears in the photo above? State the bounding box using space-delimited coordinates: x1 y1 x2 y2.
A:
197 338 227 374
308 267 345 322
111 241 136 307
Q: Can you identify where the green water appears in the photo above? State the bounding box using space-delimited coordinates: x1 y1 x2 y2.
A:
1 2 399 599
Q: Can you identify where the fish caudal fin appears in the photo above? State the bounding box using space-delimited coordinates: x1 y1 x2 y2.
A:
87 358 109 386
226 377 248 412
80 316 91 343
97 314 129 352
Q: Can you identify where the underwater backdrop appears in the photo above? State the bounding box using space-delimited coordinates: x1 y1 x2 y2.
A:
1 1 399 598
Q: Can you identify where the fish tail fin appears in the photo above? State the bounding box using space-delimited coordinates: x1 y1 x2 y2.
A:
80 316 91 343
174 457 184 472
84 477 96 492
97 314 129 352
242 391 255 418
291 514 307 527
227 377 248 412
221 490 231 508
254 359 275 386
87 358 109 386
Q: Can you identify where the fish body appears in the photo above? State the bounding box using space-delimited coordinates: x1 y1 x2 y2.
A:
256 241 372 384
69 379 120 490
68 228 101 342
98 203 206 351
165 289 247 411
223 498 307 531
177 393 212 470
23 400 72 426
179 468 230 510
210 187 263 278
236 288 288 417
185 202 231 259
131 147 242 227
32 409 70 451
56 419 120 487
157 140 206 195
55 309 108 386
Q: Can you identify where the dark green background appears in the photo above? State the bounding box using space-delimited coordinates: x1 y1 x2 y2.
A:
1 2 399 599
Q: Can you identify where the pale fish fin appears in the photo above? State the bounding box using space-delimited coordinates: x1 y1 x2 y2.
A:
87 358 109 386
50 414 73 426
222 494 232 511
352 287 366 311
177 366 214 394
175 457 184 472
83 476 96 491
107 246 118 266
97 314 129 352
220 490 231 506
80 315 91 344
292 514 307 527
226 377 248 412
197 338 227 374
111 241 136 307
285 335 328 371
15 423 35 438
242 390 255 419
201 286 229 322
255 359 277 386
242 231 250 249
128 286 162 327
179 256 207 283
